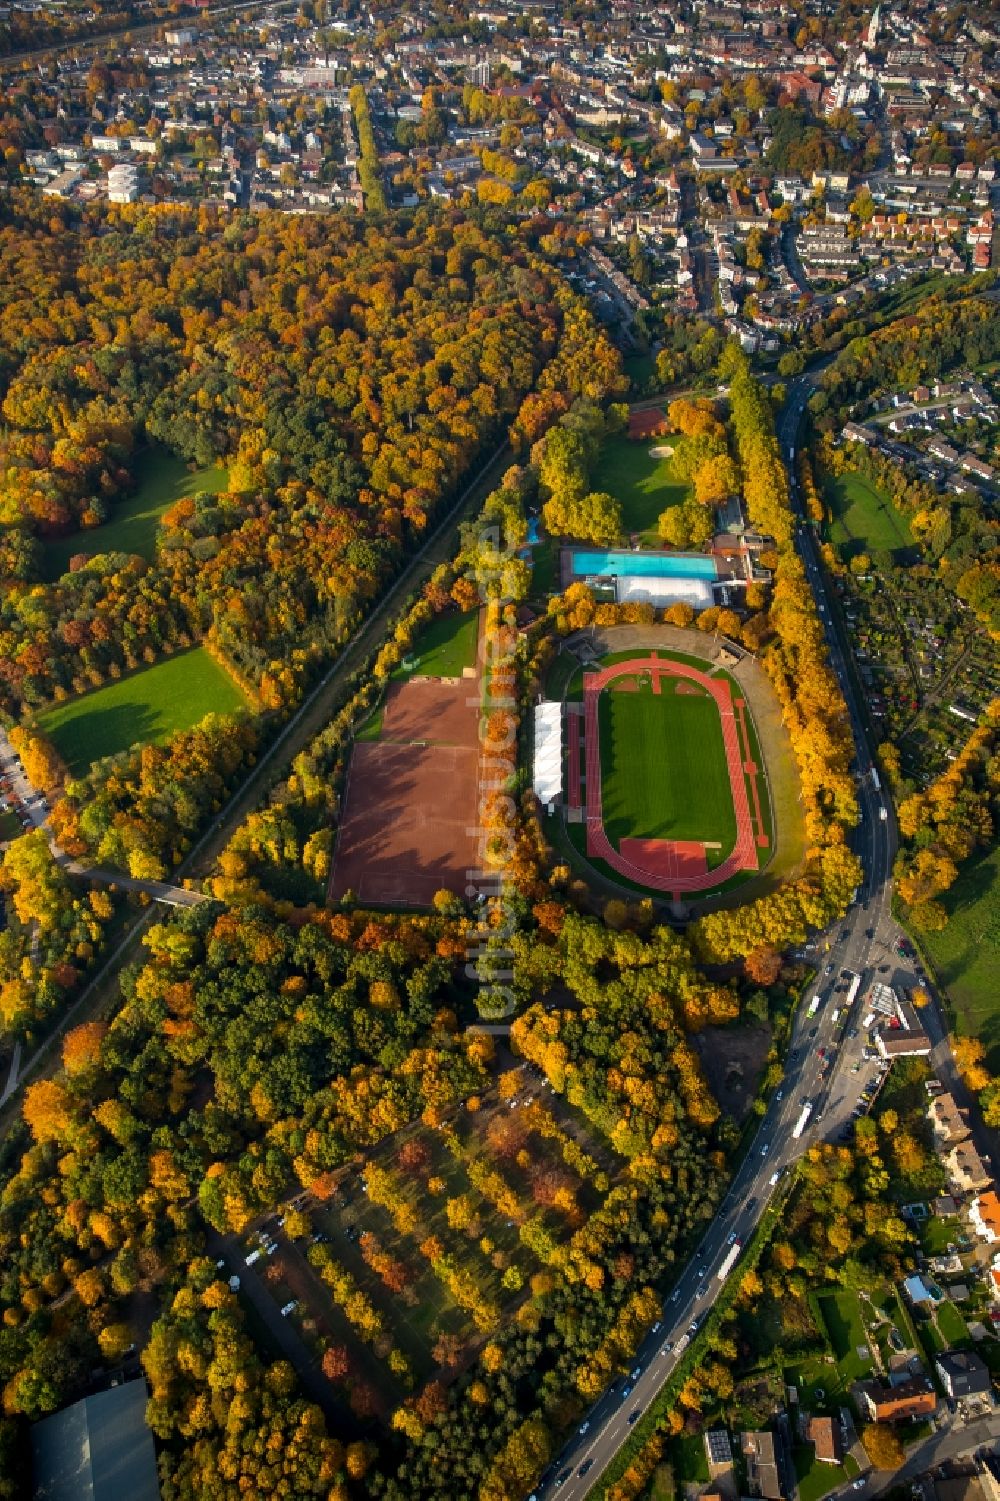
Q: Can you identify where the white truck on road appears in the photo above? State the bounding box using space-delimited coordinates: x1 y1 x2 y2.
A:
792 1102 814 1140
717 1241 742 1283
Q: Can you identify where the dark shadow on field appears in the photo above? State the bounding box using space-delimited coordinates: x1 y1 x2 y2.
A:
54 702 161 776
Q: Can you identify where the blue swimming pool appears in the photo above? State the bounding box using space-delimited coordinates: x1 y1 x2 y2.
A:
572 549 718 580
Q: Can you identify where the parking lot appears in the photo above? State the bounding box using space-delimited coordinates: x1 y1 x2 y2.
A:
0 731 50 844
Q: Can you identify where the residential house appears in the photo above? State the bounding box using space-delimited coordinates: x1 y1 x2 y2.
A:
806 1415 842 1464
855 1376 937 1423
970 1190 1000 1244
927 1092 969 1147
742 1430 786 1501
947 1139 992 1193
934 1350 992 1402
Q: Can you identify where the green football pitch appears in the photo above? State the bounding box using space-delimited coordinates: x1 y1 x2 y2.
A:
598 676 737 859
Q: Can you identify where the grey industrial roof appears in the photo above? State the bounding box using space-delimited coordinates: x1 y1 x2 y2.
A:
31 1379 159 1501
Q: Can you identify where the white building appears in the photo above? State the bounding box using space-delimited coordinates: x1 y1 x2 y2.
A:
108 164 141 203
615 575 715 610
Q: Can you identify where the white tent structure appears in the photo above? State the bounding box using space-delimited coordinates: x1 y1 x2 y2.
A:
533 703 563 808
615 575 715 609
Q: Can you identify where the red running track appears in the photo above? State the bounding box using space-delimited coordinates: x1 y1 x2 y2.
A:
583 655 759 895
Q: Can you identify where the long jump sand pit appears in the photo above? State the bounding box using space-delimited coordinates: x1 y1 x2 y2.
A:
330 676 481 908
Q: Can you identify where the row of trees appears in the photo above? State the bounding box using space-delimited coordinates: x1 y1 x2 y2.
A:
531 400 626 545
0 871 740 1496
349 84 386 214
692 349 861 961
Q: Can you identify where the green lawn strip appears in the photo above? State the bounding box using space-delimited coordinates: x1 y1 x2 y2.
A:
531 537 559 598
824 471 912 560
590 433 689 542
354 694 386 742
38 647 247 776
599 680 737 852
934 1299 969 1347
671 1431 710 1486
817 1290 871 1374
888 1288 934 1368
920 844 1000 1068
545 653 580 703
395 610 478 679
0 811 23 842
919 1314 947 1355
418 1140 535 1299
590 1184 791 1500
623 352 657 391
43 447 229 579
920 1216 962 1257
794 1445 851 1501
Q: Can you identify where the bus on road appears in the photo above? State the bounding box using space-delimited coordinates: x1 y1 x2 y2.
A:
792 1102 813 1140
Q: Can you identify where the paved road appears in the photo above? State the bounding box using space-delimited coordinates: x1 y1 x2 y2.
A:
207 1230 340 1423
545 369 947 1501
867 1416 1000 1498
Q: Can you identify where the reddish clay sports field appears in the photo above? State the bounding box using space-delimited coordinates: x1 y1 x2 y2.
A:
329 676 480 907
578 654 766 897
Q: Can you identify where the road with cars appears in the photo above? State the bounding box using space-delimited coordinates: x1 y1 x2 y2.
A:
537 368 949 1501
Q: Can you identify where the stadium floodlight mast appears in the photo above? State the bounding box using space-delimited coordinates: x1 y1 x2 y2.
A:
463 522 521 1021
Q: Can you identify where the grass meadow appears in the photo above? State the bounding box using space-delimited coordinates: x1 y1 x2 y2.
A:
44 447 229 579
40 647 246 774
825 471 912 560
921 844 1000 1067
401 610 478 678
590 434 689 542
